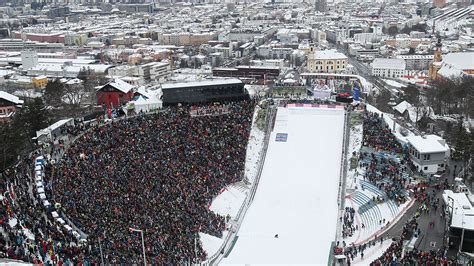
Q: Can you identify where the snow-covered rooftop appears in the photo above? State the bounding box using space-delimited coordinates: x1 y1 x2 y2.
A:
98 78 135 94
443 52 474 70
443 190 474 231
438 63 465 79
372 58 406 70
311 49 348 60
393 100 412 115
0 91 24 105
406 135 449 154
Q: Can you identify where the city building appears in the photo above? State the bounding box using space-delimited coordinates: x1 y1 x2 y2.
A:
442 189 474 254
212 66 280 82
0 39 64 51
406 135 450 174
315 0 327 12
137 62 171 83
0 91 23 122
32 75 48 88
371 58 406 78
429 39 443 80
437 52 474 79
433 0 446 8
161 79 249 105
397 55 434 70
307 48 348 73
96 79 135 108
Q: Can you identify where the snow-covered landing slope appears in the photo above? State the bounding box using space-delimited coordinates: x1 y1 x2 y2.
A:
222 106 345 265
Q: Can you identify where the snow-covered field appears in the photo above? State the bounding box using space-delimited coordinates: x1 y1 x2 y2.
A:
222 106 345 264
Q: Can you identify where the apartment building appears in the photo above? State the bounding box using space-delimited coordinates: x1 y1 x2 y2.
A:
371 58 406 78
396 55 434 70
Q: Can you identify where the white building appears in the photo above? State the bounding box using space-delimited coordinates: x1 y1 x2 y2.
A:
371 58 406 78
21 50 38 70
137 62 170 83
396 55 434 70
442 189 474 253
406 135 450 174
353 33 379 45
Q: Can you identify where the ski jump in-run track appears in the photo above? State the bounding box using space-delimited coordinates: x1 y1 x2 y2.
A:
222 104 346 265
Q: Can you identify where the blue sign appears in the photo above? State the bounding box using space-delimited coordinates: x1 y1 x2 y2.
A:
353 87 360 101
275 133 288 142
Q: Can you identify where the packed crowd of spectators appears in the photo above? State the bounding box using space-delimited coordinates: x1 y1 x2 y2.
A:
50 100 255 264
370 215 454 265
359 152 408 205
359 112 415 205
0 155 90 264
362 112 403 154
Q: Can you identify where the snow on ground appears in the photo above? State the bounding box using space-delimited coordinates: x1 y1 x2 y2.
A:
243 107 265 184
0 262 33 265
200 231 229 258
222 106 345 264
383 79 406 88
353 240 393 265
200 105 265 257
209 186 247 219
346 124 363 189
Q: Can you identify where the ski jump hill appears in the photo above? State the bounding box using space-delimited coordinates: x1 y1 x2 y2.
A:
222 104 346 264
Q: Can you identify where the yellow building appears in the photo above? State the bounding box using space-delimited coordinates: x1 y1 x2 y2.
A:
64 33 88 46
32 75 48 88
307 48 348 73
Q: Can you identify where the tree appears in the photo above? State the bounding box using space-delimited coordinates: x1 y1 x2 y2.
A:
19 98 51 138
387 26 399 36
401 25 411 34
402 85 420 105
0 98 50 170
44 79 65 107
412 23 427 33
374 89 392 112
429 76 472 116
63 83 86 106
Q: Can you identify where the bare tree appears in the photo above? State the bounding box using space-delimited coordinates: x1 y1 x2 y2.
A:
62 83 87 106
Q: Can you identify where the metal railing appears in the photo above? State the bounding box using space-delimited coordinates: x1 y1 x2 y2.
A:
333 107 351 265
